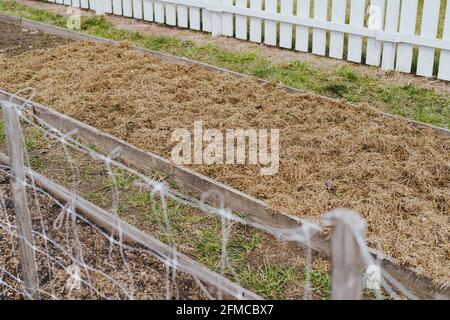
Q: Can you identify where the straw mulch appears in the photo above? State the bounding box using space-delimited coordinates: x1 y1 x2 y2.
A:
0 42 448 286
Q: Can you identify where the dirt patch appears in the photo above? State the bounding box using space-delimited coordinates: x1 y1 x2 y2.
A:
0 20 71 57
248 237 311 268
0 170 207 299
0 41 448 288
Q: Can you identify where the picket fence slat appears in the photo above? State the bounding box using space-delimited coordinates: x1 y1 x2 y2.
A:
280 0 293 49
265 0 277 46
91 0 97 13
178 5 188 28
396 0 418 73
222 0 234 36
295 0 310 52
64 0 71 6
329 0 346 59
347 0 365 63
438 0 450 80
211 0 222 36
312 0 328 56
56 0 63 5
236 0 247 40
104 0 112 13
190 6 201 30
80 0 89 9
250 0 262 43
72 0 80 8
112 0 122 15
143 0 154 21
133 0 143 19
203 0 212 32
123 0 133 17
366 0 386 66
416 0 441 77
90 0 104 15
154 2 164 23
165 3 176 26
381 0 400 70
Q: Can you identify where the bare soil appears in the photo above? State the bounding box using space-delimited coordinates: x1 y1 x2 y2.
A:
0 19 71 57
0 41 448 288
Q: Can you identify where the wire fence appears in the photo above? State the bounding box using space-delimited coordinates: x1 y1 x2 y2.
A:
0 89 420 300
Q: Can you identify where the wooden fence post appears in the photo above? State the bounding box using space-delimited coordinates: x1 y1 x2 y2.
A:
327 209 365 300
1 101 40 300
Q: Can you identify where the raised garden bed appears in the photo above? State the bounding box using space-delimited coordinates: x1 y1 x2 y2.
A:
0 17 448 296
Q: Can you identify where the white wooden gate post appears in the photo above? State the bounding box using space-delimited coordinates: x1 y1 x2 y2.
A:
1 101 41 300
326 209 365 300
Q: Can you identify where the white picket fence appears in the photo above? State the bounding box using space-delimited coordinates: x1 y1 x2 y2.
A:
45 0 450 81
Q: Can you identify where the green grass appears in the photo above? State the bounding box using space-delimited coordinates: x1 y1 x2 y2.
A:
377 85 450 125
23 127 45 151
81 164 94 181
86 142 98 152
0 0 67 26
128 190 152 207
305 270 332 299
128 188 329 299
239 264 299 300
29 154 44 170
1 0 449 128
0 121 5 143
195 222 262 270
81 190 102 203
